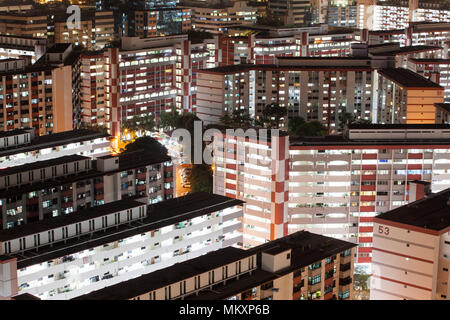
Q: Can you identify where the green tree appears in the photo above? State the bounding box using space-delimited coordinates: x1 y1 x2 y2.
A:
259 103 287 129
220 109 253 127
219 114 234 126
188 164 213 194
287 116 306 134
175 112 200 132
123 136 168 156
289 120 327 137
122 114 156 134
79 123 109 134
159 107 180 131
338 112 372 132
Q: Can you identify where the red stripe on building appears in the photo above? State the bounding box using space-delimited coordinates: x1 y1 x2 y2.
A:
372 247 433 264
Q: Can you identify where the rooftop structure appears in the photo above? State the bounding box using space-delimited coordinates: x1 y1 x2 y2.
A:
74 231 357 300
371 188 450 300
0 192 244 299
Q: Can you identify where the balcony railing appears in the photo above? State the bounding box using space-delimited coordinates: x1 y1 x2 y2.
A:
340 276 352 286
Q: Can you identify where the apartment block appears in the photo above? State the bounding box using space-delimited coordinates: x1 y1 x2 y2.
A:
0 128 110 169
268 0 315 25
0 35 46 63
196 57 378 128
224 24 363 65
0 193 243 299
186 0 258 34
0 11 48 38
371 188 450 300
327 4 358 28
407 58 450 103
357 0 450 31
0 43 82 136
0 148 173 229
125 8 192 38
118 35 214 119
53 10 115 50
80 49 121 136
74 231 357 301
212 124 450 266
366 22 450 55
377 68 444 124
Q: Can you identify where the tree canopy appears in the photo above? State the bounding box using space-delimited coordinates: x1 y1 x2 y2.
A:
122 114 156 134
220 109 253 127
187 164 213 194
158 107 179 131
258 103 287 129
287 117 328 137
123 136 168 156
338 112 372 132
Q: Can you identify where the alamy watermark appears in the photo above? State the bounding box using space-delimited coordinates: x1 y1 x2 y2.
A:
67 5 81 30
171 121 281 177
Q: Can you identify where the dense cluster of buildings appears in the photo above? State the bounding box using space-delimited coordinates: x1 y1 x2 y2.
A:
0 0 449 301
212 124 450 266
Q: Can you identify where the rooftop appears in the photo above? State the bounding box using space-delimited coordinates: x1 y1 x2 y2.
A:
4 193 243 269
434 103 450 113
408 58 450 64
46 43 71 54
378 68 444 89
0 129 109 159
0 154 88 177
375 188 450 233
0 199 145 242
199 61 372 74
73 247 253 300
0 149 170 199
348 123 450 130
370 45 442 56
74 231 355 300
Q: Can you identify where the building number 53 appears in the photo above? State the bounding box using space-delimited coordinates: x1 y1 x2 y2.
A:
378 225 389 235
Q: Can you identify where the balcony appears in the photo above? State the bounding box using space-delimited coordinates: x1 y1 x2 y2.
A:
308 282 321 293
340 269 351 279
324 291 335 300
340 254 351 264
340 276 352 287
340 262 351 272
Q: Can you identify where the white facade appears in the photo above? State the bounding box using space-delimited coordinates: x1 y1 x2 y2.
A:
0 130 110 169
371 220 450 300
0 197 243 300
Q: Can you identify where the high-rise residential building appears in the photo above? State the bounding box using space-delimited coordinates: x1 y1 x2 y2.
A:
224 24 363 64
0 43 82 136
118 34 215 119
268 0 315 26
376 68 445 124
0 35 46 63
53 10 116 50
185 0 258 34
196 46 446 127
0 7 116 50
212 124 450 267
0 148 173 229
407 58 450 103
74 230 357 301
0 192 244 299
196 56 380 128
0 10 48 38
357 0 450 31
371 188 450 300
80 49 121 136
124 8 192 38
365 22 450 53
327 1 358 27
0 128 110 169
